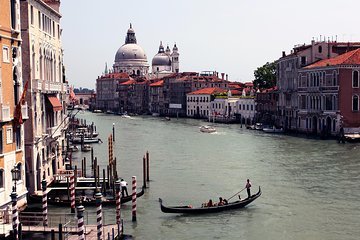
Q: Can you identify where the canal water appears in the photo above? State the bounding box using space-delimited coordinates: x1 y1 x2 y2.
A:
51 111 360 240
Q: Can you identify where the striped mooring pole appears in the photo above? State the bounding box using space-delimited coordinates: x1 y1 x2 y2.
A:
70 171 75 213
131 176 137 222
11 191 18 240
42 178 48 226
115 180 121 225
77 205 85 240
95 192 103 240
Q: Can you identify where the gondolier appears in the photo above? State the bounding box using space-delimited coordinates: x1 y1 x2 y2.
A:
245 179 252 198
120 179 129 197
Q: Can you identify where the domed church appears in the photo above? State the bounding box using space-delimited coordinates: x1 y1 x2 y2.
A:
152 41 179 74
113 24 149 76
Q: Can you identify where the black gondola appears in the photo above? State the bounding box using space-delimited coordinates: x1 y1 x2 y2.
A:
159 186 261 214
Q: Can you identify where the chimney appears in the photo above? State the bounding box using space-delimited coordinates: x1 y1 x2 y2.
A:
216 72 218 77
226 74 228 81
221 73 225 80
282 51 286 57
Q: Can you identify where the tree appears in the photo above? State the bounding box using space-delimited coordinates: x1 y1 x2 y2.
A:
253 61 276 90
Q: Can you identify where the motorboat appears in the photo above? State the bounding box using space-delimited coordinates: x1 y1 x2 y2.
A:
255 123 263 130
263 126 284 133
200 125 216 133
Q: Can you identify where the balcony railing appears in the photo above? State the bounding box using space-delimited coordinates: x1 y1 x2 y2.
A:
0 104 11 122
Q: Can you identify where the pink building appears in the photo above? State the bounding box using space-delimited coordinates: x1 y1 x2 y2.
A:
298 48 360 137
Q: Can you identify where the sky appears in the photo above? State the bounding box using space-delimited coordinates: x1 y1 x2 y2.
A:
60 0 360 89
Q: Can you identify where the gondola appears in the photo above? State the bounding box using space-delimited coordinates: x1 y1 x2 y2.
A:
29 187 145 207
159 186 261 214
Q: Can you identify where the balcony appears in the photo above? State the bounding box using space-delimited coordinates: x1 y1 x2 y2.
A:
0 104 11 122
43 81 62 93
32 79 42 91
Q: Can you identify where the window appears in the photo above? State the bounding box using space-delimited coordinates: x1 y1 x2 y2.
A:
15 126 21 150
300 56 306 66
6 127 13 144
30 6 34 25
318 46 322 53
353 71 359 88
0 169 4 188
2 46 10 63
0 129 3 154
353 95 359 111
11 0 16 29
38 11 41 28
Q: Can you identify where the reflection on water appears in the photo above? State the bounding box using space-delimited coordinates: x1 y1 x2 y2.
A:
49 111 360 240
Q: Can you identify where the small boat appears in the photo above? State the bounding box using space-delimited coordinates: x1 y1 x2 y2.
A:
263 126 284 133
81 144 92 152
255 123 263 130
165 117 171 121
159 186 261 214
68 145 79 152
71 137 102 144
200 125 216 133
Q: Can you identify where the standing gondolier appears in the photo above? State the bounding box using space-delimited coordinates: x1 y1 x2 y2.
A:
120 179 129 197
245 179 252 198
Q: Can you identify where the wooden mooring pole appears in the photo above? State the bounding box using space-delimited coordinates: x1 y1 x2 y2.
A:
143 156 146 189
146 151 150 182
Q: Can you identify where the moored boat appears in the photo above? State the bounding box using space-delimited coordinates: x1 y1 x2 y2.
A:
159 186 261 214
263 127 284 133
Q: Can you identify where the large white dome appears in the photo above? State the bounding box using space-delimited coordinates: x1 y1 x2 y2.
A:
115 44 147 62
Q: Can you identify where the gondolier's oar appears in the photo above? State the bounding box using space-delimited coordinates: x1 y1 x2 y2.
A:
227 187 246 201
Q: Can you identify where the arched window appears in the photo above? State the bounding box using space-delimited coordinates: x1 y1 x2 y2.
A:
13 67 19 105
318 46 322 53
353 95 359 111
353 70 359 88
16 163 22 181
333 71 337 86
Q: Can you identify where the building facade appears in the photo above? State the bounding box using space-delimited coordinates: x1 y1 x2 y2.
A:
0 0 28 210
276 40 360 132
21 0 67 193
297 49 360 136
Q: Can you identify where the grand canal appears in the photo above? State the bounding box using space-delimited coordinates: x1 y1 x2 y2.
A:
51 111 359 240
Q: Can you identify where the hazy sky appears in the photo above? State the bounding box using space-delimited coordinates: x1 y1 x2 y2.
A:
60 0 360 89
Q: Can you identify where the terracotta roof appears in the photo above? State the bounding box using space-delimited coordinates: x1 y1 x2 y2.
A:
120 79 136 85
150 80 164 87
305 49 360 69
230 89 242 95
188 87 227 95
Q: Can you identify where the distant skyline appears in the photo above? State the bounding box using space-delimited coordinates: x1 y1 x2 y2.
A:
60 0 360 89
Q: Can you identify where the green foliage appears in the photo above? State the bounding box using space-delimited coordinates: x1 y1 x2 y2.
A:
253 61 276 90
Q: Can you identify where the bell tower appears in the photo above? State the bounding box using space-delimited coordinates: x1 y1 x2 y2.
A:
171 43 179 73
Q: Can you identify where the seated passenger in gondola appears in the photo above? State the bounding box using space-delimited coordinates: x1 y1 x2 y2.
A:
218 197 224 206
207 199 213 207
223 198 228 205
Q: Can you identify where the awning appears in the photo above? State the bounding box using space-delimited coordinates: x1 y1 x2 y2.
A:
46 95 63 111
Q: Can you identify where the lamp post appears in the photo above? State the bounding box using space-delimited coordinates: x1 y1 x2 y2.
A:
11 165 20 240
112 123 115 141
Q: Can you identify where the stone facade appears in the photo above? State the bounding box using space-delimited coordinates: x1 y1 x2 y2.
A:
21 0 67 193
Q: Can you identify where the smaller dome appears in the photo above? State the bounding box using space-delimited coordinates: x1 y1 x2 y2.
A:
152 53 171 66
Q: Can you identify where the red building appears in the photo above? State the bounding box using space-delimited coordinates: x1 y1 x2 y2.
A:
298 48 360 137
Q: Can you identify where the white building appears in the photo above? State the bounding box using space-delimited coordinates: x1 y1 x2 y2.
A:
236 97 256 124
21 0 67 193
187 87 227 118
